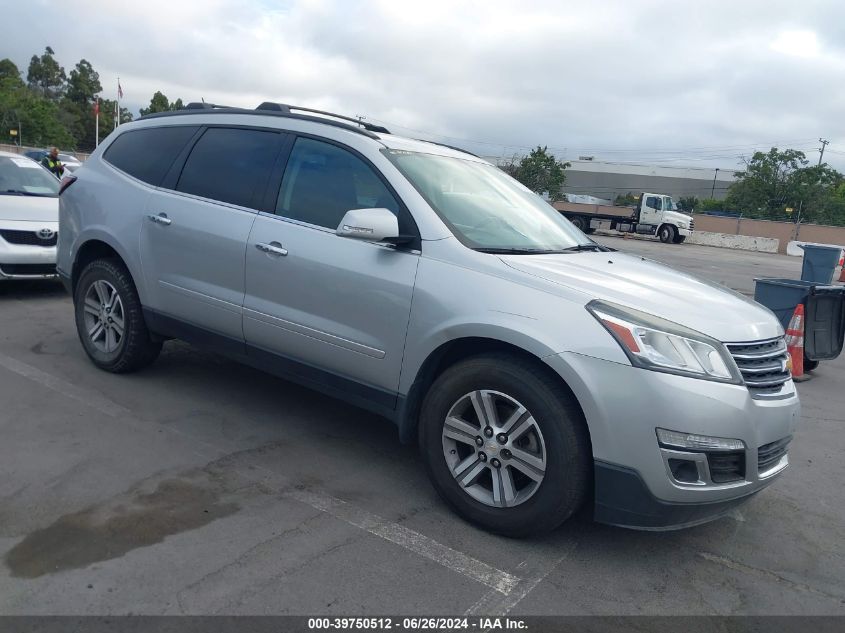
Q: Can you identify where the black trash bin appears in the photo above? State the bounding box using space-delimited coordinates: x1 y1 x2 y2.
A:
799 244 842 284
753 278 845 362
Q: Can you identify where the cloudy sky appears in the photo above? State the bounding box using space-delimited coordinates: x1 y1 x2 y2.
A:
6 0 845 171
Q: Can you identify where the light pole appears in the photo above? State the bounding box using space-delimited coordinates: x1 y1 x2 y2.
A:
710 168 719 199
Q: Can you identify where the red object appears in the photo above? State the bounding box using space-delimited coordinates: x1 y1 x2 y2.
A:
604 320 641 353
59 175 77 195
93 99 99 115
785 303 805 379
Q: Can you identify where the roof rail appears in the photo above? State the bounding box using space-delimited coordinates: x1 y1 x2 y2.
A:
415 139 479 158
255 102 390 134
139 103 387 140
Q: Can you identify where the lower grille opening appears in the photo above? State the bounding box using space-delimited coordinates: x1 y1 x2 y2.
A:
0 264 57 276
758 436 791 473
706 451 745 483
668 458 699 484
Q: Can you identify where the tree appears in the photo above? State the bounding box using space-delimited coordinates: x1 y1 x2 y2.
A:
725 147 845 223
0 80 74 148
27 46 66 99
676 196 699 212
66 59 102 106
614 192 639 206
0 59 23 87
507 146 570 201
139 91 183 116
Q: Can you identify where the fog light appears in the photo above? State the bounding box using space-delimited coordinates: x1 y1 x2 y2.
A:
668 458 700 483
657 428 745 452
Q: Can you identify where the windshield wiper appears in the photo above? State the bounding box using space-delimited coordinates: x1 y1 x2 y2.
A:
473 247 568 255
2 190 55 197
562 243 612 252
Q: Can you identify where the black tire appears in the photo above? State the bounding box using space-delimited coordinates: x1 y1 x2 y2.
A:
804 359 820 372
419 353 591 537
74 258 162 373
570 216 587 232
584 227 597 235
658 224 677 243
672 235 686 244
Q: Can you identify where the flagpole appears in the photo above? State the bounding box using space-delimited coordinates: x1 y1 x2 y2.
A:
115 77 121 129
95 98 99 147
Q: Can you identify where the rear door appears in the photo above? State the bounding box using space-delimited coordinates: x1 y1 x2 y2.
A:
243 136 420 403
140 126 287 340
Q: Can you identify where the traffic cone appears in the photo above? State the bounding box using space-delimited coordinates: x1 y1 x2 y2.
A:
838 253 845 282
785 304 811 382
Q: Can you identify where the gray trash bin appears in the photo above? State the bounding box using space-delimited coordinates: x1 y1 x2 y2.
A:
799 244 842 284
753 278 845 362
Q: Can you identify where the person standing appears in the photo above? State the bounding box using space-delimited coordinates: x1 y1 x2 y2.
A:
41 147 65 178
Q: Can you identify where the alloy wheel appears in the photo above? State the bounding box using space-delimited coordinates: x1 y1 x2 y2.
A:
82 280 126 354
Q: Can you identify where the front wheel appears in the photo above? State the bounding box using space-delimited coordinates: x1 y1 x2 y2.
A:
74 259 162 373
569 216 588 232
658 224 677 243
419 354 591 537
672 235 686 244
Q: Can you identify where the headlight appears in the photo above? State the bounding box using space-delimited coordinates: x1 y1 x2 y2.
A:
587 300 742 384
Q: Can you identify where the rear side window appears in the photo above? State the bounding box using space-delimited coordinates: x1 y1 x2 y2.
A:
176 127 283 209
103 126 198 186
276 137 400 230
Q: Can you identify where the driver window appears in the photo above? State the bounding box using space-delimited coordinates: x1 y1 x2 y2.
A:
646 196 661 210
276 137 399 230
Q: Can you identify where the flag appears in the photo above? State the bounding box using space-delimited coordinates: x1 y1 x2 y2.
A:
118 80 123 99
93 99 99 115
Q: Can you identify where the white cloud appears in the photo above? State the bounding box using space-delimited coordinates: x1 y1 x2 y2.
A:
4 0 845 169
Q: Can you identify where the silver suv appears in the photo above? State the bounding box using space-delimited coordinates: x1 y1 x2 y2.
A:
57 103 800 536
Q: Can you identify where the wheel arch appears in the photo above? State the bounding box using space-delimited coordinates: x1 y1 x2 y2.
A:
71 234 143 301
396 336 590 448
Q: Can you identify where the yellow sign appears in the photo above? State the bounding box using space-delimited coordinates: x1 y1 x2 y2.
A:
785 207 793 214
9 129 17 136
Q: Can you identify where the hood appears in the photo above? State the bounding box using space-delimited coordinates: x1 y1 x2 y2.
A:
665 210 693 226
0 195 59 223
501 251 782 343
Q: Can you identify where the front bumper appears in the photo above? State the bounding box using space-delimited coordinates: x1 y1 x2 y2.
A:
0 222 58 279
546 352 800 529
678 228 693 237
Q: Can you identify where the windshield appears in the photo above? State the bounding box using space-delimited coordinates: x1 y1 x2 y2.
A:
385 150 591 252
664 197 676 211
0 157 60 196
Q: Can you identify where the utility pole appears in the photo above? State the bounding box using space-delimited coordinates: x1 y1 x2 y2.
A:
710 168 719 199
818 138 829 166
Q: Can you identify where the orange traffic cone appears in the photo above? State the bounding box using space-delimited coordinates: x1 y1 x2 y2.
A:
785 304 810 382
838 253 845 282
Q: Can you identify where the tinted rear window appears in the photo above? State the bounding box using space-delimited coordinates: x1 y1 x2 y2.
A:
175 127 283 209
104 126 198 186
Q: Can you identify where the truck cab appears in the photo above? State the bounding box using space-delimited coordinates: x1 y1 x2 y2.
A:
638 193 694 243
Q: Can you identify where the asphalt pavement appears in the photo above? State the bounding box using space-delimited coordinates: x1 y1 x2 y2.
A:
0 238 843 616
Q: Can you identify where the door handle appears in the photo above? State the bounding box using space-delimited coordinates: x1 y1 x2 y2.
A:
148 213 172 226
255 242 288 256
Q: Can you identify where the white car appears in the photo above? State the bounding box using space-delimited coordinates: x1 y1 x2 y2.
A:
0 150 60 280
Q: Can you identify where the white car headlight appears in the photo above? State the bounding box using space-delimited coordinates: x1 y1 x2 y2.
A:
587 300 743 384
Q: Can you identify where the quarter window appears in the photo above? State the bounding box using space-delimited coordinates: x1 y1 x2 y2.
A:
276 137 399 230
103 126 199 186
176 127 284 209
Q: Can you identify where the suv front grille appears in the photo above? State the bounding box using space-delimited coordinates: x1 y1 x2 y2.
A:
0 229 57 247
706 451 745 483
725 337 791 392
0 264 57 276
758 436 791 474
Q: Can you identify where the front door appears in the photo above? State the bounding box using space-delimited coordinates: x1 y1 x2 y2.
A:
139 126 286 340
243 136 419 404
639 194 663 226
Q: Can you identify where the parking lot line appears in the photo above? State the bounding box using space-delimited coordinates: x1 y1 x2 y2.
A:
285 488 521 595
464 542 578 616
0 348 523 599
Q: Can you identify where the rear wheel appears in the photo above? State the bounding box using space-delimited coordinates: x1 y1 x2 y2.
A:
419 354 591 537
570 216 588 232
74 259 161 373
804 358 820 372
658 224 677 243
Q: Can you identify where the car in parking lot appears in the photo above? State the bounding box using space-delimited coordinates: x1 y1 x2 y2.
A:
24 149 84 173
0 150 60 280
57 103 800 536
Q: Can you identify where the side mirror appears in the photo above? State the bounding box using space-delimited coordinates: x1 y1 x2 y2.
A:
336 208 399 242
